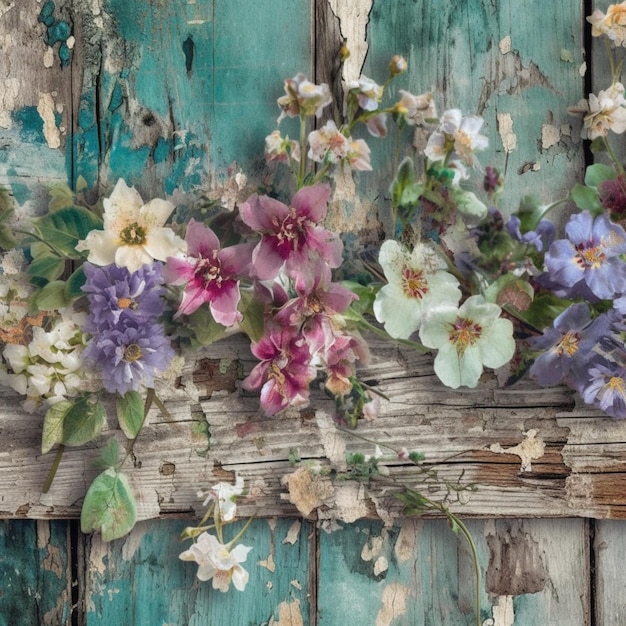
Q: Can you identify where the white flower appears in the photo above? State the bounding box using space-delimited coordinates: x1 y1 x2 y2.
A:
588 3 626 46
419 295 515 389
373 240 461 339
583 83 626 139
308 120 349 163
76 179 186 272
396 90 437 126
203 476 245 522
179 532 252 592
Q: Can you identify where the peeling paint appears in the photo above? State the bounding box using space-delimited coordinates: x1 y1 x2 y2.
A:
483 595 515 626
499 35 511 54
269 599 304 626
0 77 19 129
282 519 301 545
258 553 276 572
361 534 384 561
290 579 302 590
326 0 373 81
37 92 60 149
282 466 335 516
394 519 418 563
375 583 409 626
373 555 388 575
490 429 545 471
497 113 517 153
331 482 370 523
315 410 347 469
541 123 561 150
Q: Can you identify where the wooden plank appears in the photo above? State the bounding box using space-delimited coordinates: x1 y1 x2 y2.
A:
0 520 73 626
317 518 590 625
593 520 626 626
84 518 312 625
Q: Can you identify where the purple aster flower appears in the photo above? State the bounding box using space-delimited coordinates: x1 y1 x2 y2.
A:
529 303 608 388
544 211 626 299
582 362 626 419
82 320 174 395
82 262 165 332
242 325 315 416
239 184 343 280
164 219 254 326
505 215 556 252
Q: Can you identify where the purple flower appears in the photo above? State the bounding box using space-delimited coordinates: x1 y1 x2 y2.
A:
544 211 626 299
505 215 556 252
82 320 174 395
582 362 626 419
242 325 315 416
240 185 343 280
82 262 165 331
164 219 254 325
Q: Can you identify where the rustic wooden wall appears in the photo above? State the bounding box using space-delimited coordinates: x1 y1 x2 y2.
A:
2 1 625 625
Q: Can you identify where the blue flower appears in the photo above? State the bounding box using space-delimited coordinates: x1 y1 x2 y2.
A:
82 262 165 332
505 215 556 252
582 362 626 419
544 211 626 299
82 320 174 395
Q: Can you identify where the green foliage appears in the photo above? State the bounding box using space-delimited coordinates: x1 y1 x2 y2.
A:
41 395 106 454
185 306 227 347
570 183 603 214
80 468 137 541
0 186 17 249
116 391 145 439
238 289 265 342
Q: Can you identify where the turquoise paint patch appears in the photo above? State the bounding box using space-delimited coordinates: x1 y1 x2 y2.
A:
153 137 171 164
108 83 124 113
8 181 31 205
38 1 73 68
13 107 45 144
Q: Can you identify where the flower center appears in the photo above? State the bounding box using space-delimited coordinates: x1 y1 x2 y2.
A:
123 343 143 362
400 266 428 299
448 317 482 356
609 376 626 394
120 222 147 246
197 254 223 288
575 243 606 269
555 331 580 357
275 208 307 251
117 297 138 310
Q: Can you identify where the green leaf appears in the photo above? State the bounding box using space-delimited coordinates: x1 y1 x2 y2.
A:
80 468 137 541
41 395 106 454
239 290 265 343
520 293 573 332
96 438 122 470
33 280 71 311
64 265 86 301
47 183 75 211
570 183 603 214
391 156 417 207
484 274 534 311
186 306 227 347
585 163 615 188
341 281 377 316
116 391 145 439
27 254 66 281
0 224 16 249
33 206 103 258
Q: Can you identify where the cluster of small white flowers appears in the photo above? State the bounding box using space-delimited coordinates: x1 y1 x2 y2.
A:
0 309 90 412
0 249 33 328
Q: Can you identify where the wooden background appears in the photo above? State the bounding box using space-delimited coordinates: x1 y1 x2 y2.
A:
1 1 625 624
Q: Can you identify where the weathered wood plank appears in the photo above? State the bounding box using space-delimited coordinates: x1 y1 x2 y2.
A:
594 520 626 626
84 518 312 625
0 520 72 626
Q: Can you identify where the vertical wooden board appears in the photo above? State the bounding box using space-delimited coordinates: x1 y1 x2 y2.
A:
0 520 71 626
71 0 312 196
360 0 584 216
594 520 626 625
85 518 312 625
317 518 589 625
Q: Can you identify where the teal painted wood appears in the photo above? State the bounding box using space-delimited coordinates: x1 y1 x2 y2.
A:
0 520 72 626
85 518 312 625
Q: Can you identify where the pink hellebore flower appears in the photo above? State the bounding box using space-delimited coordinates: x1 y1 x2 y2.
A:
240 184 343 280
242 325 316 416
164 219 253 326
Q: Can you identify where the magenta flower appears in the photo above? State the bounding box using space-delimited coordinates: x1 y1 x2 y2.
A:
164 219 253 326
242 325 316 416
240 185 343 280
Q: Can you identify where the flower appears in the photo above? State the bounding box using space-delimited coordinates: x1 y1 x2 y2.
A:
164 219 254 325
588 2 626 46
582 362 626 418
505 215 556 252
179 532 252 591
419 295 515 388
544 211 626 299
81 320 174 395
582 83 626 139
242 325 315 415
307 121 349 163
373 240 461 339
396 90 437 126
240 184 343 280
76 179 186 273
277 73 332 120
265 130 300 163
348 76 383 111
202 476 245 522
388 55 408 76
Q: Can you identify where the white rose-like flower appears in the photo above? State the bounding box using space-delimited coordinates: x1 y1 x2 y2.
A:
76 179 187 272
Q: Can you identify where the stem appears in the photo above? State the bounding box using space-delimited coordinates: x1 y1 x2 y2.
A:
14 229 66 258
298 114 308 188
603 136 625 176
226 514 256 550
42 444 65 494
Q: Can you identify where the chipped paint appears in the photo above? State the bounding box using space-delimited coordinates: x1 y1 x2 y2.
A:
541 124 561 149
394 518 418 563
361 534 384 561
375 583 409 626
331 482 370 523
315 410 347 469
37 92 61 149
0 77 19 128
373 555 388 575
258 553 276 572
282 519 301 545
282 466 335 517
290 579 302 590
497 113 517 153
326 0 373 81
483 595 515 626
269 599 304 626
499 35 511 54
490 429 546 471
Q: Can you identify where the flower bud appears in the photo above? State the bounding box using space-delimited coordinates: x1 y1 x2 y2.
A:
389 55 408 76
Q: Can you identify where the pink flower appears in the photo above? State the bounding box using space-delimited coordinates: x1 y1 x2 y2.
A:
164 219 253 325
323 332 370 397
240 185 343 280
242 325 316 416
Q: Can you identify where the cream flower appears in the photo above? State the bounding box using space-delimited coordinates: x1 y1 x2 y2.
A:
583 83 626 139
179 532 252 592
588 3 626 46
76 179 186 272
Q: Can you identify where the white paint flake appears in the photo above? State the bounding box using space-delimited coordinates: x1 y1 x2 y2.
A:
0 77 19 129
37 93 61 149
373 555 389 575
490 429 546 472
541 124 561 149
269 599 304 626
375 583 409 626
43 46 54 68
483 595 515 626
499 36 512 54
282 519 301 545
497 113 517 153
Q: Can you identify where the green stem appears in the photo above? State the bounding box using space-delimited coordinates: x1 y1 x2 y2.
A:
298 114 308 188
42 444 65 494
226 514 256 550
14 229 66 258
603 136 625 176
